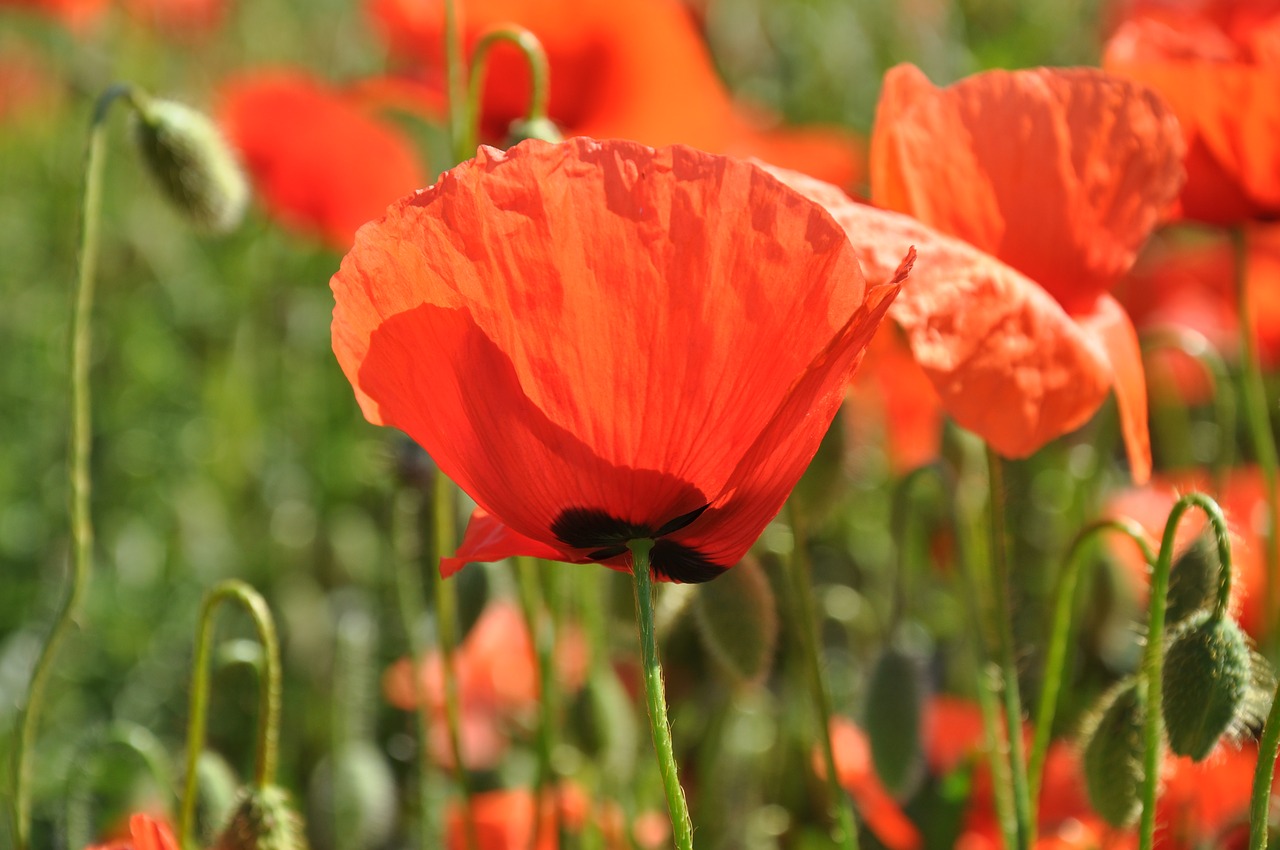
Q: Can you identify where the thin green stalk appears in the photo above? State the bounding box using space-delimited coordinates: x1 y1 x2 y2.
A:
984 448 1033 850
515 556 559 850
1249 675 1280 850
442 0 468 164
1138 492 1232 850
1233 228 1280 644
464 26 552 153
627 538 695 850
787 502 859 850
9 83 134 850
179 580 282 848
1028 518 1156 810
393 488 436 850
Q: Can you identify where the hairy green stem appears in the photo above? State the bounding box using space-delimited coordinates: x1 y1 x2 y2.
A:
1139 492 1232 850
1029 518 1156 810
787 502 860 850
179 580 282 847
1250 675 1280 850
628 538 694 850
985 449 1033 850
464 26 552 153
9 83 136 850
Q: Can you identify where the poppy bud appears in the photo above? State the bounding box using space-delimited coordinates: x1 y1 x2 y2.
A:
1081 680 1145 827
505 117 563 146
1165 532 1217 627
214 784 308 850
196 750 241 846
693 555 778 686
567 664 638 778
864 634 928 800
1162 611 1251 761
132 94 249 233
306 742 396 850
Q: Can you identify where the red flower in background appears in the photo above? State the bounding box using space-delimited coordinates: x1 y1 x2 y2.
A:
85 814 179 850
772 65 1184 482
219 70 427 248
0 0 106 28
445 785 667 850
820 718 923 850
1105 0 1280 225
332 138 907 581
365 0 865 190
845 324 944 474
383 601 589 768
120 0 227 36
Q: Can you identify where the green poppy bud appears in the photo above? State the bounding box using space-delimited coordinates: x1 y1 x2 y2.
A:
1165 532 1217 627
306 742 396 850
505 117 563 146
693 555 778 686
132 94 249 233
864 633 928 800
196 751 241 846
214 784 309 850
1081 680 1145 828
1162 611 1251 761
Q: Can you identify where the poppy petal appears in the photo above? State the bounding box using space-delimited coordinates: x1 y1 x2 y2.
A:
445 508 570 577
1073 294 1152 484
871 63 1184 312
333 138 874 573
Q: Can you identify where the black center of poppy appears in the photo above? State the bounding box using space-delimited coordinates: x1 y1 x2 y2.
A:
550 505 724 583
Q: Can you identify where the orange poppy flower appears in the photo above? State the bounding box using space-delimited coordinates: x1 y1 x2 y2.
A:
771 65 1185 482
121 0 228 36
0 0 106 29
820 718 923 850
1104 1 1280 225
845 323 944 473
85 814 180 850
331 138 908 581
365 0 865 190
383 600 589 768
445 785 666 850
218 70 427 248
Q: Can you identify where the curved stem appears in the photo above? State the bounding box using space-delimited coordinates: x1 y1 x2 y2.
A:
1028 518 1156 810
787 501 860 850
628 538 695 850
985 448 1033 850
9 83 135 850
1250 674 1280 850
1138 492 1232 850
179 580 282 847
393 488 436 850
464 25 552 154
515 556 558 850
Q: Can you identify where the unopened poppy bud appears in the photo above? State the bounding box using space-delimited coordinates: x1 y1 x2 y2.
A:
505 116 563 145
1165 532 1217 626
214 784 309 850
306 742 396 850
693 555 778 685
1162 611 1250 761
864 633 928 800
197 750 241 845
1081 680 1145 827
132 94 248 233
568 665 638 778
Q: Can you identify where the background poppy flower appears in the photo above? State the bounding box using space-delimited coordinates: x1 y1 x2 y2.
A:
364 0 866 190
819 718 923 850
85 814 179 850
0 0 107 29
1104 0 1280 225
776 65 1183 481
331 137 907 581
218 70 427 249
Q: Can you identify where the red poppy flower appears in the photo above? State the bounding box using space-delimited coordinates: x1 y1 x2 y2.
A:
819 718 923 850
769 65 1184 482
121 0 228 36
331 138 908 581
445 785 666 850
0 44 61 126
383 600 589 768
1104 0 1280 225
0 0 106 29
845 323 944 473
365 0 865 190
218 70 427 248
85 814 180 850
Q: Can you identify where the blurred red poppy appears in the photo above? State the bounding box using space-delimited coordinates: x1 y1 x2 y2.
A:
365 0 865 189
0 0 106 29
121 0 227 36
85 814 179 850
1105 0 1280 225
771 65 1184 483
445 785 666 850
845 325 944 473
0 44 61 126
332 138 908 581
820 718 923 850
218 70 427 248
383 600 589 768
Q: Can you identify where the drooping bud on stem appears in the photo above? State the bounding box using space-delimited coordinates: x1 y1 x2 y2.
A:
1081 679 1146 828
1162 611 1252 761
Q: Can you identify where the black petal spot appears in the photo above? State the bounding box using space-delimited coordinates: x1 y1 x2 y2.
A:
550 504 724 582
651 540 726 583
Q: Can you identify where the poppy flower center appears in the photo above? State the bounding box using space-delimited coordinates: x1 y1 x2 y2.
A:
550 505 723 583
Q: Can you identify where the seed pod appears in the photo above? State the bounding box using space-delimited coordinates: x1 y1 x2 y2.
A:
1081 680 1145 828
214 784 309 850
1162 611 1250 761
693 555 778 686
132 94 249 233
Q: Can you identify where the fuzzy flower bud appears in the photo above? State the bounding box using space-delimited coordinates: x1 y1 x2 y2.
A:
214 784 309 850
132 94 249 233
1162 611 1251 761
1081 680 1145 828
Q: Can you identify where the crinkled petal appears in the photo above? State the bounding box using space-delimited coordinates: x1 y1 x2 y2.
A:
444 508 570 577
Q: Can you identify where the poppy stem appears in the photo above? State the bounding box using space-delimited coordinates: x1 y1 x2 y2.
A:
1028 518 1156 815
465 26 553 153
1138 492 1232 850
1231 227 1280 646
786 501 860 850
984 448 1033 850
179 579 282 847
515 556 560 850
1249 674 1280 850
393 488 438 850
627 538 695 850
8 83 136 850
442 0 469 164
